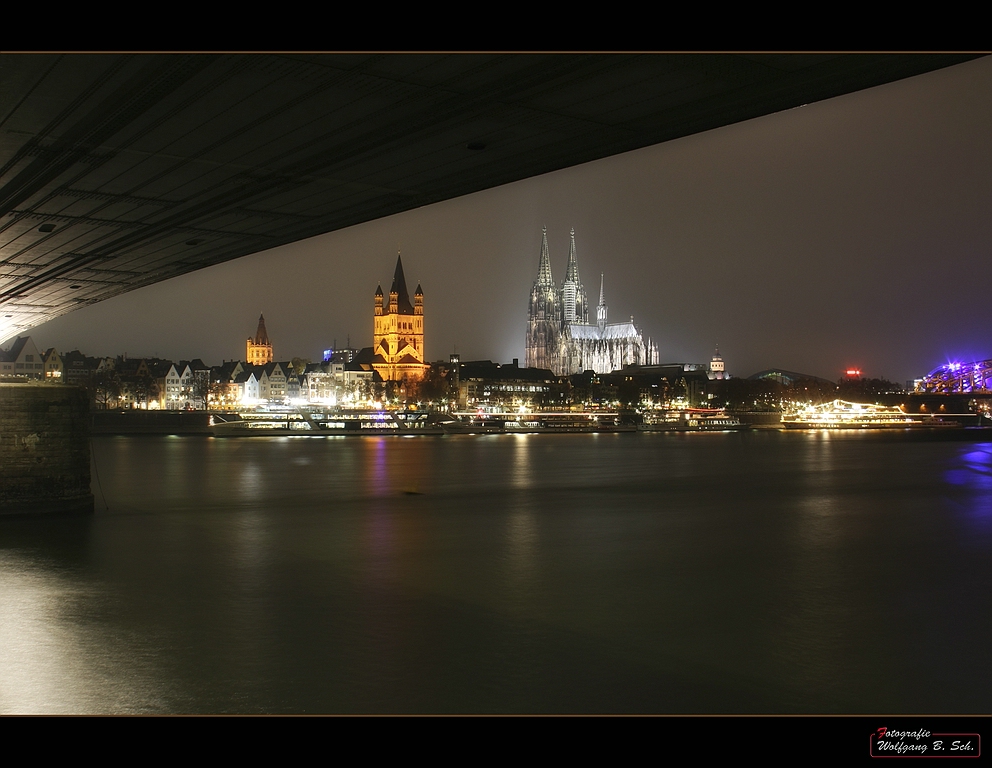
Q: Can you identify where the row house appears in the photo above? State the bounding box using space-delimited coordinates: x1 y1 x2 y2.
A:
258 362 289 402
212 361 300 406
1 338 67 381
208 361 245 410
43 348 63 380
152 361 183 410
157 360 210 410
0 336 45 379
233 369 260 403
62 350 104 386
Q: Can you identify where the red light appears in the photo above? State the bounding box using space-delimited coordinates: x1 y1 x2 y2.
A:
846 369 861 376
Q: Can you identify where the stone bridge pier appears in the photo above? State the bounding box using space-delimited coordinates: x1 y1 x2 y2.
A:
0 382 93 515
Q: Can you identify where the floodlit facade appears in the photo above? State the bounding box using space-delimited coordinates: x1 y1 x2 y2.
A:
372 254 427 382
707 348 726 380
526 228 656 376
246 314 274 365
305 363 374 406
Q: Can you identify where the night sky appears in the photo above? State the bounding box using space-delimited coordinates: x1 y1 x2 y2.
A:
23 56 992 385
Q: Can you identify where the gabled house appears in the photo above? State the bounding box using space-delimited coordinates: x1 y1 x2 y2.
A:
0 336 44 379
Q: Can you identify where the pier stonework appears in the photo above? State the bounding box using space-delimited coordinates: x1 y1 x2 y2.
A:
0 382 93 515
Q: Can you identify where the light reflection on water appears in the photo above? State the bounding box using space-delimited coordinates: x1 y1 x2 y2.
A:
0 550 169 714
1 430 990 714
944 442 992 528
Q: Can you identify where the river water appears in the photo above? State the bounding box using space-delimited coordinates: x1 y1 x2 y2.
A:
1 430 990 714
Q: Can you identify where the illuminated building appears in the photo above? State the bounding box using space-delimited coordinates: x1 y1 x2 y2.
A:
371 254 427 382
256 362 289 403
707 347 725 380
526 228 656 375
246 314 273 365
453 359 563 410
303 362 374 405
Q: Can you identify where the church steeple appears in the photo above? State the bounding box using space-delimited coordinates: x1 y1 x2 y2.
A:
390 252 414 315
536 226 554 286
565 228 580 284
246 313 273 365
527 227 561 371
254 314 269 345
560 228 588 324
597 273 607 331
374 284 384 316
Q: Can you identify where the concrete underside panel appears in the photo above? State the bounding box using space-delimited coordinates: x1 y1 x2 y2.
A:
0 382 93 515
0 53 982 340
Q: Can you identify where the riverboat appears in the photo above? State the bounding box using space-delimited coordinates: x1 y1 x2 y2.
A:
443 411 637 433
638 409 749 432
781 400 961 429
211 408 445 436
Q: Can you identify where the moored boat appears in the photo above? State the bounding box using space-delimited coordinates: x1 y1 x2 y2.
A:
781 399 961 429
638 409 750 432
444 411 637 433
211 408 445 436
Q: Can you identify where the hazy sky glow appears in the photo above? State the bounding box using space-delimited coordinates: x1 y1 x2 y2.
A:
22 56 992 384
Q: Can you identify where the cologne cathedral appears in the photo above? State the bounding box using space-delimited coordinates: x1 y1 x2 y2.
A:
526 228 656 376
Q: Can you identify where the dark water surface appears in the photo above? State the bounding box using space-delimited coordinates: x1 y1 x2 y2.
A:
2 430 990 714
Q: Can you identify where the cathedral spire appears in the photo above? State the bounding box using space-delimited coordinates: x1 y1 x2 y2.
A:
565 228 580 283
597 274 607 330
536 226 553 286
561 228 588 325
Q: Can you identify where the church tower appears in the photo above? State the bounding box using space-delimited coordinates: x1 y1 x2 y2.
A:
561 228 589 325
526 226 562 371
372 253 427 382
597 274 608 332
707 346 725 380
246 314 273 365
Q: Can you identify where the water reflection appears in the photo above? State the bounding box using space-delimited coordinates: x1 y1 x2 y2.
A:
944 442 992 531
503 504 538 609
0 551 168 713
510 434 533 489
2 432 990 713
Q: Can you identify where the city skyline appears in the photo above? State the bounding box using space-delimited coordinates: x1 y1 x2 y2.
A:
18 56 992 385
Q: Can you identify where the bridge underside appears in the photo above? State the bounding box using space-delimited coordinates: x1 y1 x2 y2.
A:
0 53 981 340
